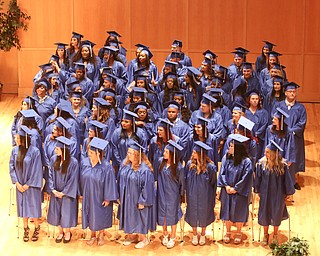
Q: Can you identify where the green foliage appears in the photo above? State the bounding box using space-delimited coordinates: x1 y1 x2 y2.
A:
269 237 310 256
0 0 31 51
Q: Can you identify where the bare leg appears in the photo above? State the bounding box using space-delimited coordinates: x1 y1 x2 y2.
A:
273 226 279 235
23 217 29 228
58 226 63 235
171 224 177 239
263 226 269 235
201 227 206 236
226 220 232 232
192 227 197 236
235 222 243 233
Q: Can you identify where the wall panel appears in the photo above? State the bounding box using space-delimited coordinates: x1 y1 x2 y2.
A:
0 0 317 101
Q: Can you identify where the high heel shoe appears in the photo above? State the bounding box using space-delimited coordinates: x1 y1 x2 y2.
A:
31 225 40 242
23 227 30 242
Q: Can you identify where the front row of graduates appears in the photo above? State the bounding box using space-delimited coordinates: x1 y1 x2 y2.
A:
9 125 295 248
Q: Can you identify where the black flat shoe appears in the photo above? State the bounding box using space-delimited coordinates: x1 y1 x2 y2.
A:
55 233 64 243
294 183 301 190
63 232 72 243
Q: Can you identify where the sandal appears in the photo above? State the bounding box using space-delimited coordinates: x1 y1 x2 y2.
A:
199 235 206 246
97 233 105 246
86 237 97 246
223 232 231 243
261 234 269 246
162 234 169 246
191 235 198 246
234 233 242 245
167 237 176 249
23 227 30 242
55 232 64 243
272 234 278 244
31 225 40 242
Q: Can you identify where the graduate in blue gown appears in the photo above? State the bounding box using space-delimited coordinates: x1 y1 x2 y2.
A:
111 109 147 171
165 39 192 67
80 137 118 246
218 134 253 245
47 136 79 243
185 141 217 246
9 126 43 242
66 32 83 67
273 82 307 190
245 90 269 159
255 41 276 76
33 78 57 123
157 140 185 249
118 141 156 249
254 141 295 245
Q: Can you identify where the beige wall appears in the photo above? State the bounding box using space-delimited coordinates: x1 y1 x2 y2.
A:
1 0 319 101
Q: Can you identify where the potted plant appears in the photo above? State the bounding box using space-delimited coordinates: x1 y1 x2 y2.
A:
269 236 310 256
0 0 31 51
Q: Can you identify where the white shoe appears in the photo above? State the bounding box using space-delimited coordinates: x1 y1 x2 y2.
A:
199 235 206 246
162 235 169 246
135 239 149 249
167 237 176 249
191 235 198 245
123 236 138 246
86 237 97 246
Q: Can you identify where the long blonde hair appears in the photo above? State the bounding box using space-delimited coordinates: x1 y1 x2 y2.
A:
124 150 153 172
259 148 286 175
189 151 213 175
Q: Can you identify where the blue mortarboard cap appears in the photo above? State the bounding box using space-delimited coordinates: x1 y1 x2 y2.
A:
133 87 147 99
50 54 59 63
273 75 285 84
229 133 250 144
232 102 247 112
56 117 71 130
267 140 283 152
135 43 149 49
45 70 57 79
100 67 113 75
134 68 149 80
242 62 253 69
164 60 179 68
166 139 183 152
172 39 183 47
232 50 245 58
171 90 184 98
89 137 108 151
238 116 255 131
71 32 83 40
104 73 117 84
202 56 213 66
88 120 107 131
38 63 53 71
164 100 180 110
37 78 51 90
195 115 209 126
102 88 116 98
54 42 68 49
18 125 32 136
93 97 111 108
66 79 80 91
235 47 249 54
55 136 73 148
215 65 228 80
108 40 120 48
128 139 146 153
107 30 121 38
271 63 283 70
133 101 149 112
193 140 212 153
20 109 38 120
186 66 201 76
81 39 96 48
158 118 174 128
263 40 276 50
70 91 82 99
103 46 119 54
202 93 217 104
203 50 217 59
166 72 177 79
273 107 290 130
266 51 282 57
283 82 300 91
74 62 86 70
140 47 153 59
209 88 224 95
123 109 138 120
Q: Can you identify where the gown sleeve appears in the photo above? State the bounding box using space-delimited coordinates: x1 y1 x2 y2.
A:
234 158 253 197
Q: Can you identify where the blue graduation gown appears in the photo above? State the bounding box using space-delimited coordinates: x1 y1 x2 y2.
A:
9 145 43 218
274 101 307 172
80 158 118 231
218 155 253 222
35 95 57 123
254 159 295 226
47 156 79 228
245 108 269 159
100 60 128 85
264 125 289 159
185 161 217 227
118 163 156 234
157 160 184 226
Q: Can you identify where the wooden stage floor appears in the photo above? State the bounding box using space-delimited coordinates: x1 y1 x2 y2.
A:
0 94 319 255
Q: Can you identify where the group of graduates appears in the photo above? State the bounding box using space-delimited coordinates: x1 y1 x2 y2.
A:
9 30 307 249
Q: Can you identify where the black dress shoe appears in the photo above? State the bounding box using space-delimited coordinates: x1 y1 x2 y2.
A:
55 233 64 243
63 232 72 243
294 183 301 190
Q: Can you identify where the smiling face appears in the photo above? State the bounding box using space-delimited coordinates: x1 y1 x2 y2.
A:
81 46 90 59
36 85 47 97
121 119 132 130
